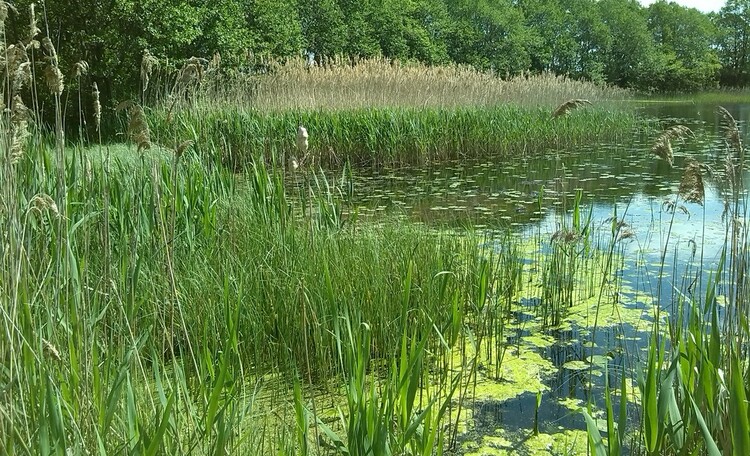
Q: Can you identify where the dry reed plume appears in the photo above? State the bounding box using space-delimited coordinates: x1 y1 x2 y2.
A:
93 82 101 132
174 140 193 159
678 159 705 205
552 99 592 118
118 101 152 153
28 3 40 45
196 56 628 111
28 193 60 218
717 106 743 155
141 49 158 93
10 95 30 164
651 125 693 166
42 37 64 95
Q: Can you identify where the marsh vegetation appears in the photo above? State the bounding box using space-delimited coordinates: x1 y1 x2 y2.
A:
2 8 750 456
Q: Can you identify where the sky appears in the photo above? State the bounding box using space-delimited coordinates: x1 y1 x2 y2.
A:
637 0 723 13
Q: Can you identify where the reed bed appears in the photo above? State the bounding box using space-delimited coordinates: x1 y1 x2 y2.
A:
151 104 636 169
194 56 630 111
3 12 748 456
140 55 634 169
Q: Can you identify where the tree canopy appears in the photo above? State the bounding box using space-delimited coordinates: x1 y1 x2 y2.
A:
2 0 743 101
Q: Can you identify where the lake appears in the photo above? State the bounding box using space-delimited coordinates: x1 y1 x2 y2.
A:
294 102 748 454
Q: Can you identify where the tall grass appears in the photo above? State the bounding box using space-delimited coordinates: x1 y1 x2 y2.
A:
192 56 630 111
8 11 748 456
140 55 635 169
151 105 636 169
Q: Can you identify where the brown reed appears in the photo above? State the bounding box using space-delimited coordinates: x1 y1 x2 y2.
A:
41 37 63 95
651 125 693 167
10 95 29 164
552 99 592 118
93 82 101 132
192 56 628 111
118 101 151 153
678 159 705 205
717 106 743 155
141 49 158 93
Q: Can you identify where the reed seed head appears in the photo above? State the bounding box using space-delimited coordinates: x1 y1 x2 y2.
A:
29 3 40 43
72 60 89 78
652 138 673 166
717 106 743 155
141 49 158 92
29 193 60 218
652 125 691 167
44 64 64 96
678 159 705 205
0 1 15 28
126 103 151 153
42 37 58 64
92 82 101 132
12 60 31 94
42 338 61 361
174 139 193 159
41 37 64 95
10 95 30 164
552 99 592 118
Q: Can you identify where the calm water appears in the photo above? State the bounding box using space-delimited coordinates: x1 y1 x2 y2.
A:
301 102 749 453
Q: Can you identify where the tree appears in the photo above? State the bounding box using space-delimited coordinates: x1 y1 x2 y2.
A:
647 1 720 91
560 0 611 83
597 0 660 89
445 0 534 75
246 0 303 58
715 0 750 86
299 0 347 59
519 0 579 75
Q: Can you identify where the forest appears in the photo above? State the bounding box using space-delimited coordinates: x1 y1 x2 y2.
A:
4 0 749 103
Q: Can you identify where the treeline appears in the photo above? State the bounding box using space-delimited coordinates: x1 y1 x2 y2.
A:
4 0 750 102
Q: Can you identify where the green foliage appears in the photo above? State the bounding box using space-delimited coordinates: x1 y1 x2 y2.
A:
247 0 304 58
3 0 741 111
647 0 721 91
716 0 750 86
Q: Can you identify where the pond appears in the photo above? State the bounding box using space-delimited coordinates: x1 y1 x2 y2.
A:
292 102 748 454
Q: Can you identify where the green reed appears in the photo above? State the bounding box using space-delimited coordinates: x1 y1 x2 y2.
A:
150 104 636 169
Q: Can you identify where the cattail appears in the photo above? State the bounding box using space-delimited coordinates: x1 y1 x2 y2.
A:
141 49 158 92
92 82 101 132
678 160 705 205
552 99 591 118
10 95 30 164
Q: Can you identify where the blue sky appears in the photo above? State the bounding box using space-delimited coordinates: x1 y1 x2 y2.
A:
638 0 722 13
